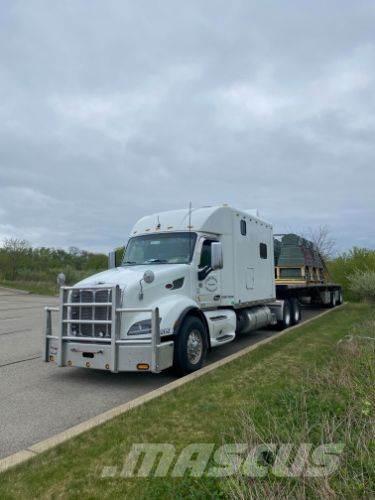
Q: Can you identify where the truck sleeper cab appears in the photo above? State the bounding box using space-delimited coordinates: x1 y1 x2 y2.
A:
44 206 341 375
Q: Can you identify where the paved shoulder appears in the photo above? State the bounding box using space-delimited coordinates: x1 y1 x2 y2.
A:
0 290 58 366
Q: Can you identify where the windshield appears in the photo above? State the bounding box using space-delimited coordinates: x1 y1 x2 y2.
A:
122 232 197 266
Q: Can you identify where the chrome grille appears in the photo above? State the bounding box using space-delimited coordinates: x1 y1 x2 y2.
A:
96 290 109 303
81 307 93 320
95 307 108 320
64 288 113 339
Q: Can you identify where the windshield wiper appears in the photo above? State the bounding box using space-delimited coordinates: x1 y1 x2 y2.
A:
123 260 137 265
144 259 168 264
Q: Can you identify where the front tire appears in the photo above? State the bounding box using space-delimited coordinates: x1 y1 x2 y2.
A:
173 316 207 375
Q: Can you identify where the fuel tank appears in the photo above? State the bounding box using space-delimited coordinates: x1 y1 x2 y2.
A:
236 305 273 334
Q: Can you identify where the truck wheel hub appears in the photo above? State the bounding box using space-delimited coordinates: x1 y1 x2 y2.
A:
187 330 203 365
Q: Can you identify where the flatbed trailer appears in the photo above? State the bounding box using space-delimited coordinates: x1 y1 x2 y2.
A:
276 283 343 307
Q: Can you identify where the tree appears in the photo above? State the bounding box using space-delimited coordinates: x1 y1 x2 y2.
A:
68 246 83 257
1 238 30 280
305 225 336 260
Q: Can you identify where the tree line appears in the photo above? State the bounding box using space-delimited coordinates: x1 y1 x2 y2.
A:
0 237 374 302
0 238 108 285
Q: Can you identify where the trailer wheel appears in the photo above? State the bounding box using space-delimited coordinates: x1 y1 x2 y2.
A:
277 300 291 330
173 316 207 375
329 292 337 308
290 298 301 325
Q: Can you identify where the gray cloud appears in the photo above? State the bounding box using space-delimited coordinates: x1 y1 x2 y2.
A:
0 0 374 252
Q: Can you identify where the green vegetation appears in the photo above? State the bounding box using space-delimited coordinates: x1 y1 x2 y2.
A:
328 247 375 301
0 303 373 498
0 238 108 295
347 269 375 303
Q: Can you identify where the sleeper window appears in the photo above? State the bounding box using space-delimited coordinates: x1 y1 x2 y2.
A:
260 243 268 259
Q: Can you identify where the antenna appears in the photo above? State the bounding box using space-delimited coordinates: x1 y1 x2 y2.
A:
188 201 192 259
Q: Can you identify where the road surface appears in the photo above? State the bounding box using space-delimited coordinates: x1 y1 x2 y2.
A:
0 287 324 459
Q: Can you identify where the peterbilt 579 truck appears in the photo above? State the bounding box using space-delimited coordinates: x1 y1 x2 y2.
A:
44 206 342 375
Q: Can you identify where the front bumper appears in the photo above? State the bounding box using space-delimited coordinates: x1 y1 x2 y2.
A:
47 339 174 372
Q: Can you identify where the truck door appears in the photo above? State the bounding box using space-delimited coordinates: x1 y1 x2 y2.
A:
197 238 222 308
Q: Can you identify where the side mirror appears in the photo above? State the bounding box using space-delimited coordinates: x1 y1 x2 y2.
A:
211 242 223 270
108 251 116 269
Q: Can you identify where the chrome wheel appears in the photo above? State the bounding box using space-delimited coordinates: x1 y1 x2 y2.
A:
187 330 203 365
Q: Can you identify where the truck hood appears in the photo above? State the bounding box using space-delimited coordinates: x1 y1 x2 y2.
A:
75 264 190 290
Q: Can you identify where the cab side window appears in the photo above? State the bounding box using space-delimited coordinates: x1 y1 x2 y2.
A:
199 240 212 268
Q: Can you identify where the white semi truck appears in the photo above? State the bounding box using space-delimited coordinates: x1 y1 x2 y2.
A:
45 205 342 375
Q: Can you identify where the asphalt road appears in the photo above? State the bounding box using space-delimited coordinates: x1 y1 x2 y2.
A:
0 287 324 460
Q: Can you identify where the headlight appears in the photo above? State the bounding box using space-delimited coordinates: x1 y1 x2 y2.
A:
128 320 152 336
127 318 162 336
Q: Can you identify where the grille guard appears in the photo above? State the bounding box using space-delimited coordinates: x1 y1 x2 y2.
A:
44 285 163 373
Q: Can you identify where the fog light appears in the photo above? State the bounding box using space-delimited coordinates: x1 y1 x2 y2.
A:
85 362 91 368
137 363 150 371
105 363 110 369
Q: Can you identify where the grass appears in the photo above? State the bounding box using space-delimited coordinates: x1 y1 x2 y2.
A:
0 268 100 296
225 318 375 499
0 280 58 296
0 303 374 498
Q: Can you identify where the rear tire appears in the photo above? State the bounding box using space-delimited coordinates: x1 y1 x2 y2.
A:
173 316 207 375
277 300 292 330
290 298 301 325
337 289 343 305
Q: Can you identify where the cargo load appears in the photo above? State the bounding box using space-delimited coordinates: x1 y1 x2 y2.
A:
274 233 328 285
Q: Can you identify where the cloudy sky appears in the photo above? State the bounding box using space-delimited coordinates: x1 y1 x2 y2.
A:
0 1 374 253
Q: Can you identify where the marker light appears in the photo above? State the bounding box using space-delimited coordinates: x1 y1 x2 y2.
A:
137 363 150 371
